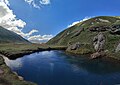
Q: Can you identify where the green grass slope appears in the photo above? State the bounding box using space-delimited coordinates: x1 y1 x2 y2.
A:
47 16 120 59
0 26 29 43
47 16 120 45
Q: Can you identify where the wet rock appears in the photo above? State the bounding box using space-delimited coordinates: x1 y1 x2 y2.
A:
13 72 24 80
93 33 105 52
91 52 101 59
91 51 105 59
18 76 24 81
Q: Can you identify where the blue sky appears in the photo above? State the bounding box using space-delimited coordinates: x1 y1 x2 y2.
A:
9 0 120 34
0 0 120 42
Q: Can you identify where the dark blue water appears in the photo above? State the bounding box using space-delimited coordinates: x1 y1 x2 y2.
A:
4 51 120 85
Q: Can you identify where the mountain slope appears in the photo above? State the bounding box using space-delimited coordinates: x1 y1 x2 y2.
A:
0 26 29 43
47 16 120 45
47 16 120 59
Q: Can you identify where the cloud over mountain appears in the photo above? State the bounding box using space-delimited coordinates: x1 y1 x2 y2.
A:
67 17 92 27
0 0 53 43
28 34 53 43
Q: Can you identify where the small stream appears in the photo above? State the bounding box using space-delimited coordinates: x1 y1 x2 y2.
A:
4 50 120 85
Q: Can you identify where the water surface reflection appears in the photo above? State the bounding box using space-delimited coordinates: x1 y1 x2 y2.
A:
4 51 120 85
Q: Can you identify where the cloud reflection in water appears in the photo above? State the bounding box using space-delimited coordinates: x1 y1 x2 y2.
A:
3 57 23 69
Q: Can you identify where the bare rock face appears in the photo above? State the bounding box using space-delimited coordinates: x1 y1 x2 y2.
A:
110 29 120 35
67 42 81 51
91 33 106 59
89 26 110 32
115 43 120 52
109 25 120 35
71 28 84 38
93 33 105 52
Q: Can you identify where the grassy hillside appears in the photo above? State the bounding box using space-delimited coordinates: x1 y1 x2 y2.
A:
0 27 38 84
47 16 120 45
0 26 29 43
47 16 120 59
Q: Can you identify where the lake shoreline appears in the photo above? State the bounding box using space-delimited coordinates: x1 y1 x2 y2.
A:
5 50 120 85
0 54 37 85
0 45 66 85
0 43 67 59
0 44 120 85
0 46 67 60
65 49 120 63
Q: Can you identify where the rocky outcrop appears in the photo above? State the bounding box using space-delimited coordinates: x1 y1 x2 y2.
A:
67 42 81 51
93 33 105 52
115 43 120 52
109 25 120 35
71 28 84 38
90 51 106 59
89 25 120 35
89 26 110 32
91 33 106 59
110 28 120 35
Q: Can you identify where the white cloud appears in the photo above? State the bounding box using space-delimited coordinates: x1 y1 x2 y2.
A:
24 0 51 9
0 0 53 43
67 16 92 28
0 1 26 34
0 0 9 5
24 0 40 9
28 34 53 43
26 29 38 37
40 0 50 5
67 21 80 28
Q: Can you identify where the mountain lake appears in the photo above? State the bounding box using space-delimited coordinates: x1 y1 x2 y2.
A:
3 50 120 85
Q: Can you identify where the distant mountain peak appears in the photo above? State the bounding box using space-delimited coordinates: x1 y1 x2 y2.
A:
0 26 30 44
